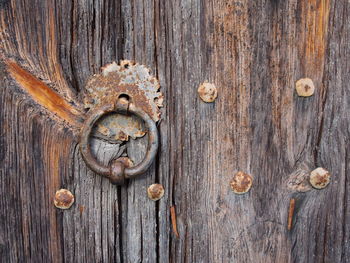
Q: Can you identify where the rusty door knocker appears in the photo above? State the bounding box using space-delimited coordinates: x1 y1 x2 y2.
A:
79 60 162 185
80 96 159 185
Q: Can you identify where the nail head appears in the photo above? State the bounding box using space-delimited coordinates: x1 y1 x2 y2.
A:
309 167 330 189
147 184 165 201
295 78 315 97
230 171 253 194
54 189 74 209
198 82 218 103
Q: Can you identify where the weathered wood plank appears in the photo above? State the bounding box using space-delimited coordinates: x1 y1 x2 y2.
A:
1 0 350 262
0 77 74 262
164 0 350 262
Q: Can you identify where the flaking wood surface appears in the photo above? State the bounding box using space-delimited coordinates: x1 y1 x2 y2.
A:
1 0 350 262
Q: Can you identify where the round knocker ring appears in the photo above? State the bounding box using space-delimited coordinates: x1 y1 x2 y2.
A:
79 98 159 185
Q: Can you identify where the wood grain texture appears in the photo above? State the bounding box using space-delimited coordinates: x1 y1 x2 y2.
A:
1 0 350 262
5 60 83 128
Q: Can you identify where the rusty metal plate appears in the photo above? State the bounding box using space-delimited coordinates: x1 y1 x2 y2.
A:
83 60 163 142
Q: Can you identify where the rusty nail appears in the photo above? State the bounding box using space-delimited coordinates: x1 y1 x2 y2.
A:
54 189 74 209
230 171 253 194
79 205 85 215
198 81 218 103
147 184 165 201
287 198 296 231
170 206 179 238
309 167 331 189
295 78 315 97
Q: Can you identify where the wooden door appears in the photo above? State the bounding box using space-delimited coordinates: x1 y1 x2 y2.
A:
1 0 349 262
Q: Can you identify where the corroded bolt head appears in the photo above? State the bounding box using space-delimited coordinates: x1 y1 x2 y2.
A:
295 78 315 97
309 167 331 189
109 157 134 185
54 189 74 209
147 184 165 201
230 171 253 194
198 82 218 103
115 157 134 168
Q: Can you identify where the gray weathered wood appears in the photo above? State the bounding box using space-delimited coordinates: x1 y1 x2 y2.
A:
1 0 350 262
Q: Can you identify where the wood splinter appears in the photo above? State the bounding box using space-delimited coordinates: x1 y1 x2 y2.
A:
287 198 296 231
170 206 179 238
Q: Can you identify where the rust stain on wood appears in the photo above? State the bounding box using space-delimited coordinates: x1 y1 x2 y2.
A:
269 0 330 130
287 198 296 231
170 206 179 238
45 132 74 262
5 60 83 127
79 205 85 215
302 0 330 74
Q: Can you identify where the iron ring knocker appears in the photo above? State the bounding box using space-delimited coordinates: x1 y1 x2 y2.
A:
79 97 159 185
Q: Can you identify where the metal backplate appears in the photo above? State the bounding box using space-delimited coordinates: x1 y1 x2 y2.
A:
83 60 163 142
